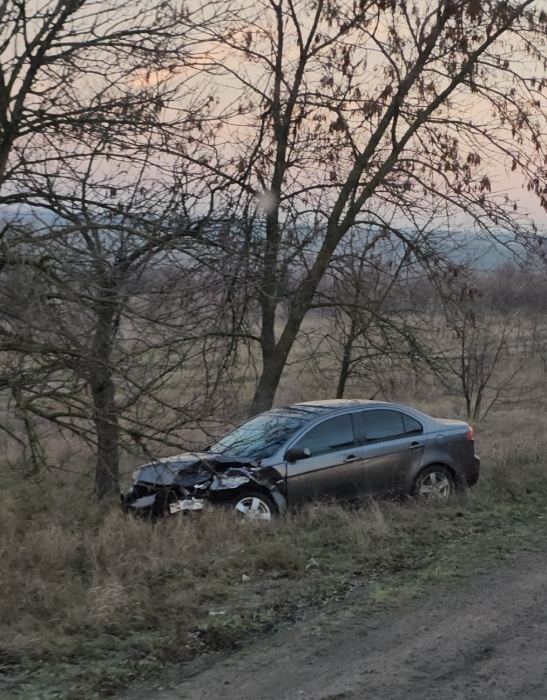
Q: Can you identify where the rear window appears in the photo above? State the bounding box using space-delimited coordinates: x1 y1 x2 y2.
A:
293 414 355 456
403 414 423 435
362 410 424 442
361 410 406 442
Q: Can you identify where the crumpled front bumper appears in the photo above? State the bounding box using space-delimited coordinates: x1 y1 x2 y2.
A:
122 457 288 518
121 478 212 517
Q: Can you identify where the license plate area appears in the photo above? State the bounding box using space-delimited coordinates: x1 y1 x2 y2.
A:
169 499 205 514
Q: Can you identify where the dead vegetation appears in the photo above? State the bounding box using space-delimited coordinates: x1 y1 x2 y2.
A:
2 269 547 698
2 397 547 698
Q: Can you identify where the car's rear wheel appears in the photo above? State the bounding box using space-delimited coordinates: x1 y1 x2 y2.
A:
413 465 454 500
228 489 277 521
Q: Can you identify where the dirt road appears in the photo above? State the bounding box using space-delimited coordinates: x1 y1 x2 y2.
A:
132 546 547 700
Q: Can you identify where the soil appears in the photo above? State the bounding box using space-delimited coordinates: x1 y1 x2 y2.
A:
132 546 547 700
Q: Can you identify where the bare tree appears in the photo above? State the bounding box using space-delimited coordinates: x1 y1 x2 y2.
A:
0 0 224 193
0 0 248 496
310 233 415 399
184 0 547 414
412 275 531 420
0 193 253 496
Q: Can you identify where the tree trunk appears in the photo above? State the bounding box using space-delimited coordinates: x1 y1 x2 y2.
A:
90 279 120 498
249 345 288 416
336 329 356 399
464 390 472 420
92 374 119 498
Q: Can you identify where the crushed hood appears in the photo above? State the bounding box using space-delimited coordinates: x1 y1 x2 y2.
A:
134 452 283 491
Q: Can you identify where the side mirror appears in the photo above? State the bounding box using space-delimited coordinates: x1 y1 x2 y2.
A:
285 446 311 462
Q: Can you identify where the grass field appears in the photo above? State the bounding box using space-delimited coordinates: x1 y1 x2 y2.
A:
2 389 547 699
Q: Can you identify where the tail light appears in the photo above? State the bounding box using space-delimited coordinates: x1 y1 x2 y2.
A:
466 426 474 440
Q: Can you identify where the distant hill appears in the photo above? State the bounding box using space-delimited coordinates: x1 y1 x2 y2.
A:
0 204 531 271
442 231 526 269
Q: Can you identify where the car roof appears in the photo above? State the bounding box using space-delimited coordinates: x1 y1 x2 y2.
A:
270 399 387 417
291 399 385 408
264 399 430 424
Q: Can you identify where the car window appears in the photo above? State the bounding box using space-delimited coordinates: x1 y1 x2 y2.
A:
361 409 406 443
293 414 355 456
403 414 423 435
209 411 308 459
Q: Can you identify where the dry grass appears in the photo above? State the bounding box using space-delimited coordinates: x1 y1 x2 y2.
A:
2 321 547 693
2 397 547 698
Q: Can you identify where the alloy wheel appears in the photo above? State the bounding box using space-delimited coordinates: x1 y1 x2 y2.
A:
234 496 273 521
418 471 452 499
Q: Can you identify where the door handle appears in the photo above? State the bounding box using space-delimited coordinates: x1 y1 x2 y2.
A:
410 442 423 450
344 454 359 462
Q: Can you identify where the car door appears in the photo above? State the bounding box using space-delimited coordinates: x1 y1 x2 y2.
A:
285 412 364 506
356 409 426 494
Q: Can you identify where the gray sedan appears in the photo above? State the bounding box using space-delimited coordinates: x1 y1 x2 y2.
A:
124 400 480 519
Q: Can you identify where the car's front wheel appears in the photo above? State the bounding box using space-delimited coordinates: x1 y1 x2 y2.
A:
227 489 277 521
412 465 454 500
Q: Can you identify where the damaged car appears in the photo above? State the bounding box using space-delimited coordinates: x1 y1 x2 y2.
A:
122 399 480 520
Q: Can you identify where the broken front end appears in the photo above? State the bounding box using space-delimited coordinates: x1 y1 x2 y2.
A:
121 453 286 518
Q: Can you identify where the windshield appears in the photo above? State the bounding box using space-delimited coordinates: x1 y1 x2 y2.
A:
209 411 307 460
